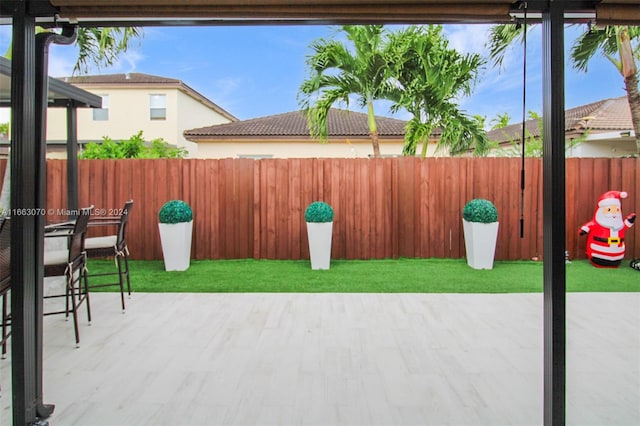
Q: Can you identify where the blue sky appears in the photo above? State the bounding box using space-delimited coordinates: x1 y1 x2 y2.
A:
0 24 629 126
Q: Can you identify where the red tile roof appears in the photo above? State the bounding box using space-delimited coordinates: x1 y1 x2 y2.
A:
184 109 408 140
487 96 633 143
62 73 181 85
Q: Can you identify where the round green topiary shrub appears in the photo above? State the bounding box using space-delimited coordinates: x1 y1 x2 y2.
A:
159 200 193 224
462 198 498 223
304 201 334 223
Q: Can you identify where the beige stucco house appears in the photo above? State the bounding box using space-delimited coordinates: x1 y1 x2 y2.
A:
45 73 237 157
487 97 637 157
184 108 441 158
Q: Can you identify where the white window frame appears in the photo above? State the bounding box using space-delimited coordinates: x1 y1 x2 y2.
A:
149 94 167 120
92 95 109 121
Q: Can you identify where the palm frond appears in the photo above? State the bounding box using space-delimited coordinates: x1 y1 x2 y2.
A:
570 27 611 73
439 110 489 156
73 27 142 75
487 24 527 68
402 119 434 156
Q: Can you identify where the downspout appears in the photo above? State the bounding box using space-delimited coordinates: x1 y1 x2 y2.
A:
33 25 78 422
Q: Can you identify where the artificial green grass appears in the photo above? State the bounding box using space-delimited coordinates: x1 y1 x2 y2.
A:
86 258 639 293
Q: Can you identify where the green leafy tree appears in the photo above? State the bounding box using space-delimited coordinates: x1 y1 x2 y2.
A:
490 111 586 157
490 112 511 130
148 138 189 159
386 25 488 157
78 131 187 159
118 130 146 158
80 137 123 159
488 24 640 154
298 25 397 158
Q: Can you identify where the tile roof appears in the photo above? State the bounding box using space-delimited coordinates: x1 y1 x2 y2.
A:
487 96 633 143
61 73 181 85
184 109 408 140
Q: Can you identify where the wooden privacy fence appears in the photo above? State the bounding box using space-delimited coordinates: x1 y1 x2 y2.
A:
1 157 638 261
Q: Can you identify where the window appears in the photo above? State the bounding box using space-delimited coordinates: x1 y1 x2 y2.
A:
92 95 109 121
149 94 166 120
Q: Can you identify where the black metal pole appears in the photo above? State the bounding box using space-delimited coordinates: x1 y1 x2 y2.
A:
66 105 79 215
10 6 47 425
9 17 77 424
542 2 566 425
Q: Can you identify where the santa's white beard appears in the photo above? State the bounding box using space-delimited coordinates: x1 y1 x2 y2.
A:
595 209 624 231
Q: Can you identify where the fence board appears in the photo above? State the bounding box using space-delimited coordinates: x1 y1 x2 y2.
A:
390 159 400 258
358 159 371 259
395 157 414 257
622 159 639 258
289 159 302 260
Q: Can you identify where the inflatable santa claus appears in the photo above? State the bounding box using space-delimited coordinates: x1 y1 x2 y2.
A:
580 190 636 268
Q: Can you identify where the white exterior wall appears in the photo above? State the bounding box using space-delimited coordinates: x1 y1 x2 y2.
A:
47 88 176 143
177 92 231 156
46 86 232 158
194 140 437 158
565 138 637 158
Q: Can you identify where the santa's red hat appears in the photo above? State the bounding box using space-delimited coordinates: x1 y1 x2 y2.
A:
598 190 628 207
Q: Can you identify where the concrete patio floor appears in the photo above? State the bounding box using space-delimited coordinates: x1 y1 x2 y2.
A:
1 291 639 426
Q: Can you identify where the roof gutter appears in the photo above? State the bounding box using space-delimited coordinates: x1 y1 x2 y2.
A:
585 130 636 141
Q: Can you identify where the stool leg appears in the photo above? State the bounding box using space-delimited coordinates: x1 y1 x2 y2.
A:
1 292 7 358
124 250 132 297
116 254 126 312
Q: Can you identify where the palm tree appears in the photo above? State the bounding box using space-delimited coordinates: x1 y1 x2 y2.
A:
0 26 143 212
298 25 396 158
386 26 488 157
488 24 640 154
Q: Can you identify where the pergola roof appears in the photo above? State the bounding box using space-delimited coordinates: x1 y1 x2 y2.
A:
2 0 639 26
0 56 101 109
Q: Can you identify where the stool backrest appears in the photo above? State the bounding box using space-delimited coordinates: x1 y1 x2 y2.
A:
117 200 134 248
68 206 93 263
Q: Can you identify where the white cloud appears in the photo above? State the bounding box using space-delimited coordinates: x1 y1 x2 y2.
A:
48 50 76 77
215 77 241 94
444 24 492 55
205 77 244 115
114 50 144 74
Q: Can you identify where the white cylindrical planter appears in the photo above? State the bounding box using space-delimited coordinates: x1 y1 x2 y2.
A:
158 220 193 271
463 219 499 270
306 221 333 270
